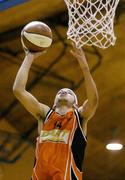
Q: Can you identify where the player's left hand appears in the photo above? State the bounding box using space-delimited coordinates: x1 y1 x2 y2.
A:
70 42 86 61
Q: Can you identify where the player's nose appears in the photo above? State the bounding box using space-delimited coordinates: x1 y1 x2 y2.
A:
61 91 67 95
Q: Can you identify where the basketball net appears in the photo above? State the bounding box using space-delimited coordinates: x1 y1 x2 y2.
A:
64 0 120 49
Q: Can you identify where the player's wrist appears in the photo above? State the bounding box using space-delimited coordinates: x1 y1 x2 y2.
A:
25 52 35 62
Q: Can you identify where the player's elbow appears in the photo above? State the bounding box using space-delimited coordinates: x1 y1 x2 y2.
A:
88 99 98 121
90 95 99 113
95 94 99 107
13 86 24 98
13 89 21 99
94 96 99 111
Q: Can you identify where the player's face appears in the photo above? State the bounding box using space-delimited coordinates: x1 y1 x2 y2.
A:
54 88 76 107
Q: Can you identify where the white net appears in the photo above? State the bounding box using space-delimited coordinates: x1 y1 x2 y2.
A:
64 0 120 49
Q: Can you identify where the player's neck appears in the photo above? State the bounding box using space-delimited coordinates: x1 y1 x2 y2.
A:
55 106 74 116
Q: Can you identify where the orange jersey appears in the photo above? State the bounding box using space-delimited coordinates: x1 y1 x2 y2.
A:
32 109 87 180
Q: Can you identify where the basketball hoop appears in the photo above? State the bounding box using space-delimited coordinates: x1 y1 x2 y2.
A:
64 0 120 49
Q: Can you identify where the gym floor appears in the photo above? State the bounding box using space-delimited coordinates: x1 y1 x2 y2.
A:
0 0 125 179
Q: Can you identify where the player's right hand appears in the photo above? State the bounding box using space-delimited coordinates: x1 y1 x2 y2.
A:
24 48 47 60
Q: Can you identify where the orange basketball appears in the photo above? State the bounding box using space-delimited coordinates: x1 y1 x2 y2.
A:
21 21 52 52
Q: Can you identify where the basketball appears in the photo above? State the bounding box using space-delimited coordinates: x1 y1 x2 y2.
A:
21 21 52 52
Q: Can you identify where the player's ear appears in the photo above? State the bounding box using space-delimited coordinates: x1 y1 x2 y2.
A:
52 105 56 110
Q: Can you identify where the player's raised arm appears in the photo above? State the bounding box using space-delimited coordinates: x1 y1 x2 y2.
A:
13 51 50 122
71 43 99 135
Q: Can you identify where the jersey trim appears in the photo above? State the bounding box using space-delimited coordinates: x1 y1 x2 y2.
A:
64 113 77 180
71 109 87 172
74 109 87 142
44 109 53 124
71 166 78 180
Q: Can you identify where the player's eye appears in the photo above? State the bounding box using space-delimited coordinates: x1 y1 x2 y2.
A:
68 90 72 95
58 91 62 94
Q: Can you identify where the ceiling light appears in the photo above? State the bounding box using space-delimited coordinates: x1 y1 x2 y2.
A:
106 143 123 151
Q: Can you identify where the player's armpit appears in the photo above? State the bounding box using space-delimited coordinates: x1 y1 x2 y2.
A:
78 99 98 136
78 98 98 122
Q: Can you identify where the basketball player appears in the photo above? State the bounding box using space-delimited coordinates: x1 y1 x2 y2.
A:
13 43 98 180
